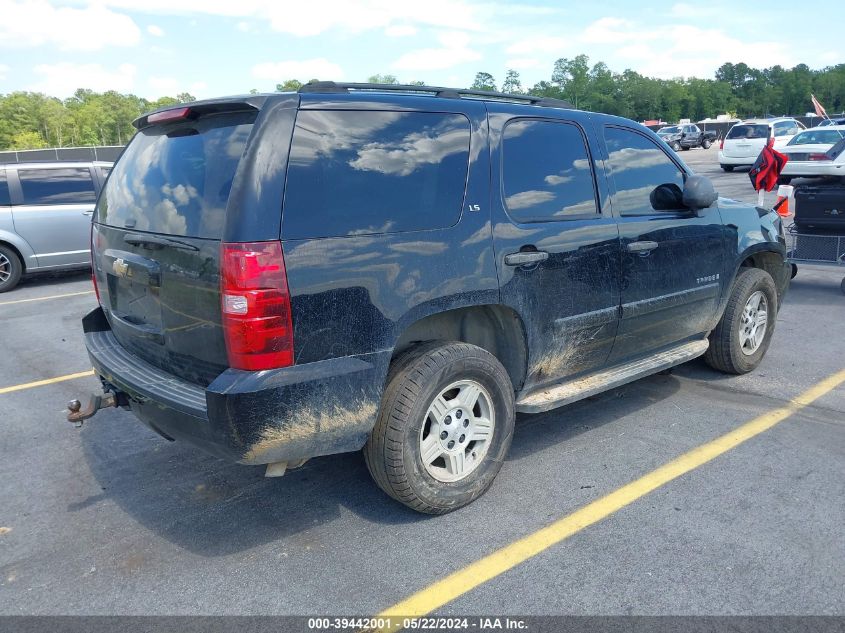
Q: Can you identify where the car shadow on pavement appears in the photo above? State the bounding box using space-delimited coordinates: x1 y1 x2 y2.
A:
16 268 90 289
76 372 682 557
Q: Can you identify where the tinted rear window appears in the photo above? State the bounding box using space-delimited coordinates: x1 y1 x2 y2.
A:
727 124 769 140
788 130 845 145
282 111 471 239
18 168 96 205
0 171 9 206
97 112 255 238
502 119 598 222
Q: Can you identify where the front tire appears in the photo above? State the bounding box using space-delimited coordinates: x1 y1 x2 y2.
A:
704 268 778 374
721 164 734 172
0 245 23 293
671 141 681 151
364 342 515 514
702 139 712 149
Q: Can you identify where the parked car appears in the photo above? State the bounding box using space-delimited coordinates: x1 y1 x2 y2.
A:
778 125 845 182
656 124 717 151
0 161 112 292
815 117 845 127
69 84 791 513
718 118 805 171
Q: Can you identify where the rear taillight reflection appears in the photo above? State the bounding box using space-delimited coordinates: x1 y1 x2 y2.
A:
808 153 829 161
91 223 100 304
220 241 294 371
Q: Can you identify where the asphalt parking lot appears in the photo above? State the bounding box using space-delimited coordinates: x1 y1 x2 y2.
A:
1 147 843 620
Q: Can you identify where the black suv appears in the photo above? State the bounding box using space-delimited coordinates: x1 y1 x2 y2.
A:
70 82 791 513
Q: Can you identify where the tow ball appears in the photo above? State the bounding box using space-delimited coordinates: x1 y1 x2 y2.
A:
66 393 122 427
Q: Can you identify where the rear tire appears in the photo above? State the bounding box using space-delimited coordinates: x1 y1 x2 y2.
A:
364 342 515 514
721 164 734 172
681 145 690 151
702 139 712 149
671 141 681 151
704 268 778 375
0 245 23 293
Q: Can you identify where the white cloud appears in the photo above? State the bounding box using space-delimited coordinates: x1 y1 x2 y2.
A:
94 0 479 37
0 64 8 80
252 58 343 81
147 76 179 97
385 24 417 38
506 36 569 56
505 58 542 70
147 24 164 37
0 0 141 51
29 63 137 97
236 21 251 32
392 30 481 72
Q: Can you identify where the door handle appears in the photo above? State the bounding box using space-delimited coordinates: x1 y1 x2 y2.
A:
626 241 659 254
504 251 549 266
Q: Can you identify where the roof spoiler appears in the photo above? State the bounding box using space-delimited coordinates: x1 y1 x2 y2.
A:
133 95 268 129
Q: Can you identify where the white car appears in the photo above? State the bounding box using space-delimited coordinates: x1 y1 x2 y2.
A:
718 117 805 171
778 125 845 182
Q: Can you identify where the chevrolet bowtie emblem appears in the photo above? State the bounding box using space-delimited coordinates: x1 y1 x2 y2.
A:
112 258 130 278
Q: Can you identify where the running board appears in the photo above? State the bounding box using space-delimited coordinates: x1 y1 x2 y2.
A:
515 339 709 414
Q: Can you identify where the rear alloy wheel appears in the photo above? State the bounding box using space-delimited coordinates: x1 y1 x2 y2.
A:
704 268 778 374
364 342 515 514
702 139 712 149
0 245 23 293
671 141 681 151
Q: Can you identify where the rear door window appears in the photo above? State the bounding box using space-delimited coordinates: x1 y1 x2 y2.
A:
282 111 471 239
727 125 769 140
0 171 9 206
97 111 255 238
18 168 96 205
501 119 598 222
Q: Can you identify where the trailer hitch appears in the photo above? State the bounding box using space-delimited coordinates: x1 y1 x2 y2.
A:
66 393 122 427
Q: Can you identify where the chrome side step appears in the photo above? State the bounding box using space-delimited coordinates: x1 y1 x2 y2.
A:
515 339 709 414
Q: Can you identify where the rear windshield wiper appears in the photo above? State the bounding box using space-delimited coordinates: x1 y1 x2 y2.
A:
123 233 199 251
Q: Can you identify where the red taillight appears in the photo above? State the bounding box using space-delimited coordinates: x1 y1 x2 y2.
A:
90 223 100 304
808 153 829 161
220 241 294 371
147 107 191 125
720 138 724 150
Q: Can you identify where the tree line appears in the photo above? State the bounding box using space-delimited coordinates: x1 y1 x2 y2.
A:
2 58 844 151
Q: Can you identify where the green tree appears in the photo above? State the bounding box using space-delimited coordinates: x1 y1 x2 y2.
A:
9 130 48 149
471 72 497 92
368 74 399 85
501 69 523 94
552 55 590 108
276 79 303 92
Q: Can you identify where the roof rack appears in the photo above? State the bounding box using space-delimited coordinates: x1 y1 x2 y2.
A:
298 81 574 110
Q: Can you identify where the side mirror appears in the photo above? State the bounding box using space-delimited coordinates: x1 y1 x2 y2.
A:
683 175 718 213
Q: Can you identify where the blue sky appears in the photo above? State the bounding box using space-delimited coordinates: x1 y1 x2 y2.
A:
0 0 842 100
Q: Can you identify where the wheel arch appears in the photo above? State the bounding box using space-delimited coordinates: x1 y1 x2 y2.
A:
392 304 529 393
0 237 28 273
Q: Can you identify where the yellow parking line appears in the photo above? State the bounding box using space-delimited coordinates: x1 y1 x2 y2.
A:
376 368 845 628
0 290 94 306
0 370 95 395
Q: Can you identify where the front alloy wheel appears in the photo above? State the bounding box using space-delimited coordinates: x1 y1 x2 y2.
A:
739 291 768 355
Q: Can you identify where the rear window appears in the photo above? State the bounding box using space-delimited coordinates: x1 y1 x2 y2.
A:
18 167 96 205
788 130 845 146
97 112 255 239
0 171 9 206
727 124 769 140
282 111 471 239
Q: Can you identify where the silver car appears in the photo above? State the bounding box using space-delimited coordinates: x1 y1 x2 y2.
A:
0 161 112 292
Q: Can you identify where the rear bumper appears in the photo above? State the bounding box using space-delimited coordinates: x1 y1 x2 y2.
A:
718 152 754 166
83 307 389 465
782 162 845 177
